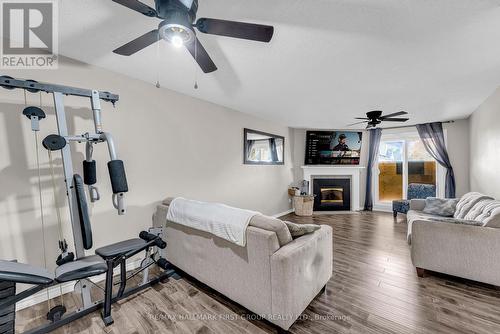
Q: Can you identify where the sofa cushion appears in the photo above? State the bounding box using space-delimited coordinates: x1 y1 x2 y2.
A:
423 198 458 217
283 221 321 238
407 210 438 243
426 217 483 227
407 210 436 225
454 192 493 219
249 215 293 247
406 209 483 244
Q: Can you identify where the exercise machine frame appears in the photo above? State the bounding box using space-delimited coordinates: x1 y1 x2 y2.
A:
0 76 177 333
0 231 173 334
0 76 120 307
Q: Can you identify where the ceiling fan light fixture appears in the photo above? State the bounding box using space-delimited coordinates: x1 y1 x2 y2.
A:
171 34 185 48
158 10 195 47
159 22 195 47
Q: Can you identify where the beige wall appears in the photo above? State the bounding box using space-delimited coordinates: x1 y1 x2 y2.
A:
444 119 470 197
469 88 500 199
0 58 293 268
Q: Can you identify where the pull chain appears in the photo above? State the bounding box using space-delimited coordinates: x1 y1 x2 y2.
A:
194 40 199 90
156 33 161 88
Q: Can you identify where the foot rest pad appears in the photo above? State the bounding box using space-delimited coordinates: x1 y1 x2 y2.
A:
95 239 148 260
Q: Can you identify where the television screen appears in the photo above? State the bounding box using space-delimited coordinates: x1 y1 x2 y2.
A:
305 131 363 165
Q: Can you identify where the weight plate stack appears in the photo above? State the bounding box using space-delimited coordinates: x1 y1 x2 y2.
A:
0 280 15 334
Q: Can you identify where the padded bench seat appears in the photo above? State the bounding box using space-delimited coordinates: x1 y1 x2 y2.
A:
55 255 107 283
95 238 147 260
0 256 107 285
0 261 54 285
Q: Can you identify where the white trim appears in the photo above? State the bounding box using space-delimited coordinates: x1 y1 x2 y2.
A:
372 204 393 213
272 209 294 218
15 258 143 311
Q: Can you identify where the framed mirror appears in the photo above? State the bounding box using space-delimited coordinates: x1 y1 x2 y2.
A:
244 128 285 165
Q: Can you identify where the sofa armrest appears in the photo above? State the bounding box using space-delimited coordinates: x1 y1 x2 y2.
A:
411 220 500 286
410 199 426 211
270 225 333 330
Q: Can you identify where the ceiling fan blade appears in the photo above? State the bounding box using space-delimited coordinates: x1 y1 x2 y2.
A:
195 18 274 42
347 121 369 126
186 37 218 73
355 117 369 120
178 0 195 9
111 0 157 17
113 30 159 56
380 111 408 119
381 118 409 122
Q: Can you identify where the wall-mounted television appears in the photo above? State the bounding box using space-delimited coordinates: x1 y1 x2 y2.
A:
305 131 363 165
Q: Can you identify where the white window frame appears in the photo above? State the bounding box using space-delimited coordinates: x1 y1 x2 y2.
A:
372 128 446 212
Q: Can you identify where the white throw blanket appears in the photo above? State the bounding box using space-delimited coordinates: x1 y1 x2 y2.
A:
166 197 260 246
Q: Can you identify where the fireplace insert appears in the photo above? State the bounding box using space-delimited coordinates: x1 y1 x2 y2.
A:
313 178 351 211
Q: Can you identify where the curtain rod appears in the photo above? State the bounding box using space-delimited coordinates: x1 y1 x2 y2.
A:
379 120 455 130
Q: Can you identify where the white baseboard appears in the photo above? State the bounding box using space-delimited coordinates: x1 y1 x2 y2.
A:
312 210 361 215
16 258 143 311
272 209 294 218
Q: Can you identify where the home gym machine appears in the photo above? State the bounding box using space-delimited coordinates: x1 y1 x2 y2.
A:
0 76 176 334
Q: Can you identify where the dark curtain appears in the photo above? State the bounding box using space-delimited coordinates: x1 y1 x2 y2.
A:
246 140 255 159
364 128 382 211
416 122 456 198
269 138 279 162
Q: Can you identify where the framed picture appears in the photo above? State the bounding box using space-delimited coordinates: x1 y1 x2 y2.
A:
244 128 284 165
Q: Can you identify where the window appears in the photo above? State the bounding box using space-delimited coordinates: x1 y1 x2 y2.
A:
374 131 441 209
407 139 436 187
378 141 404 202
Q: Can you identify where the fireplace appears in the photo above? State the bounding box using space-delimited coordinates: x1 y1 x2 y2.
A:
313 178 351 211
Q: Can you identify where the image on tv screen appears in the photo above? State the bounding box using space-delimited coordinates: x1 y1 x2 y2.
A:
305 131 363 165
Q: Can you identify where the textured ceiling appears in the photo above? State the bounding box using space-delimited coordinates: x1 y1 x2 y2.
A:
58 0 500 128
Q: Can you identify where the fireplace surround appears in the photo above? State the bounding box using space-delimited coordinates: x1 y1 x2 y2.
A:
313 178 351 211
301 166 364 211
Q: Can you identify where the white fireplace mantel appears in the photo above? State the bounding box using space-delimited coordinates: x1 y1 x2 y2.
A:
301 166 365 211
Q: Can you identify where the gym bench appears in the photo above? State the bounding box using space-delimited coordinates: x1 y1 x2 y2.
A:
0 232 172 334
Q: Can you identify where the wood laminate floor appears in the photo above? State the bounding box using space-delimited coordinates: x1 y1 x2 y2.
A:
16 212 500 333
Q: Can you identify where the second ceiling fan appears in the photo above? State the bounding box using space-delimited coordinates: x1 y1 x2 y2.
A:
111 0 274 73
348 110 410 129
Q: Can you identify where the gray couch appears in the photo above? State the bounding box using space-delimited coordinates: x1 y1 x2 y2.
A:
408 192 500 285
153 199 333 330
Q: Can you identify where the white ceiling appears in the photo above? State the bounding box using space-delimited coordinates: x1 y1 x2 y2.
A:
58 0 500 129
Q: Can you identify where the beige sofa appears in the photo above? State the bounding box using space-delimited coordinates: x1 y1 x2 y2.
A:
408 192 500 285
152 199 333 330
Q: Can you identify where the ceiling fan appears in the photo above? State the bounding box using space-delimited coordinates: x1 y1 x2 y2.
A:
111 0 274 73
347 110 409 129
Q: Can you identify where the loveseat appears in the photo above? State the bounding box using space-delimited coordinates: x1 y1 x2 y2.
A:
152 198 333 330
408 192 500 285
